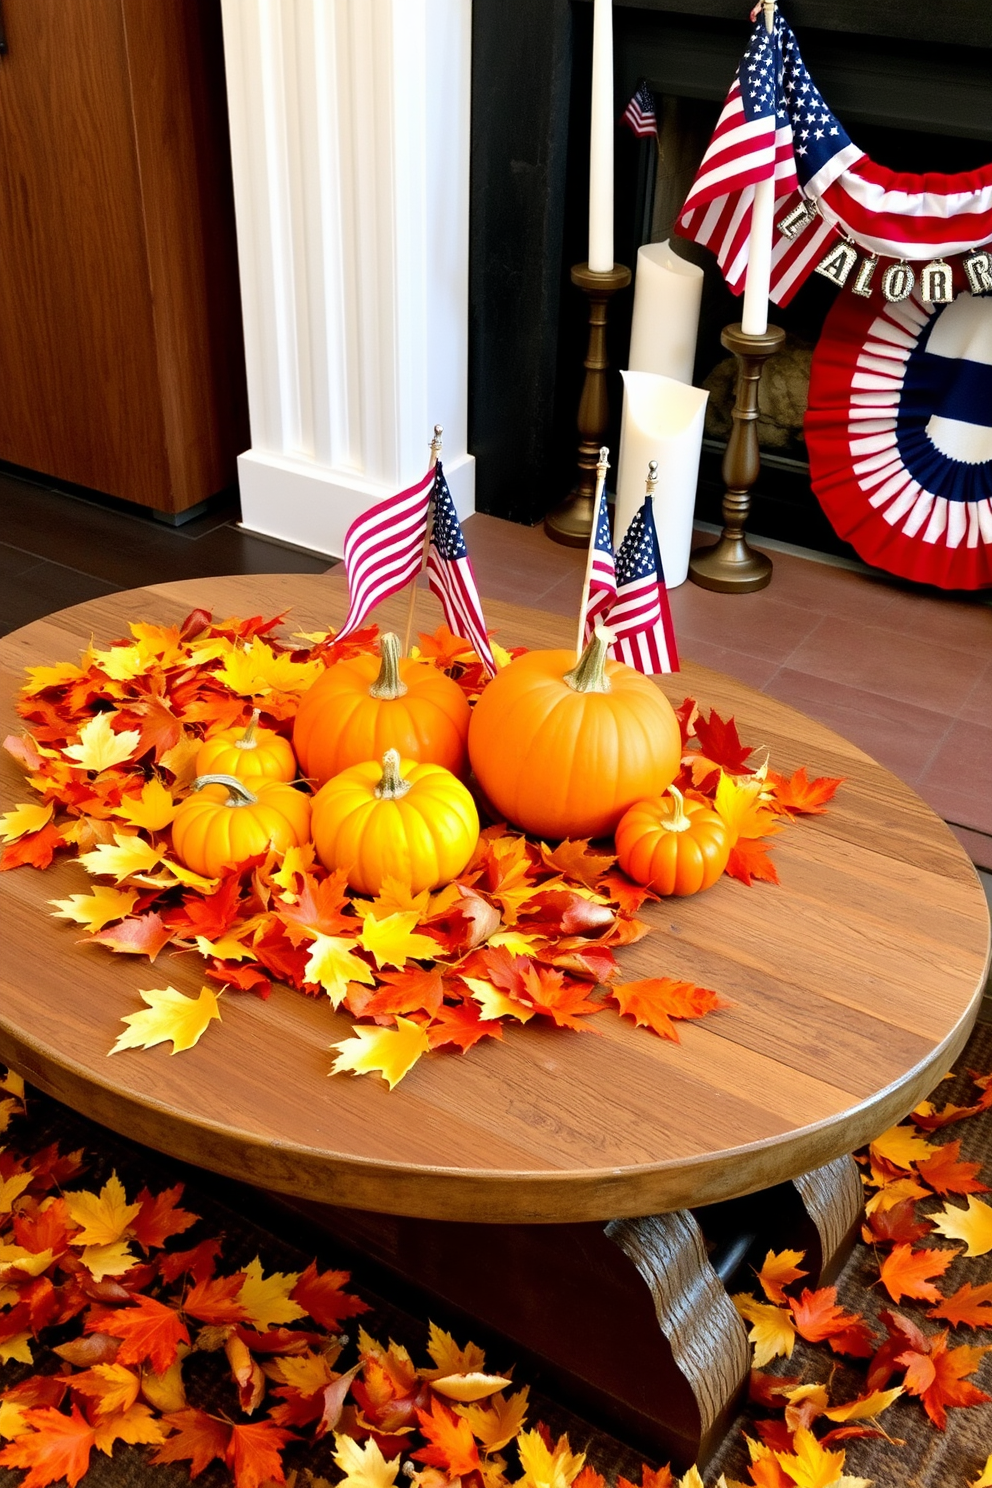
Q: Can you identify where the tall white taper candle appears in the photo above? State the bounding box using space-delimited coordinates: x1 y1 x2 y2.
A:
740 0 777 336
588 0 614 273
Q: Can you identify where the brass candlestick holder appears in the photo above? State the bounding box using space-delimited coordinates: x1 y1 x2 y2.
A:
545 261 632 547
688 322 784 592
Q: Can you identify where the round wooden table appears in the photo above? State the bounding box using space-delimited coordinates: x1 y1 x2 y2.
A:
2 573 989 1467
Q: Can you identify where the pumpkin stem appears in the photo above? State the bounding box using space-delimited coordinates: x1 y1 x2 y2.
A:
191 773 258 808
235 708 262 750
563 625 613 694
374 749 413 800
368 633 409 701
659 785 692 833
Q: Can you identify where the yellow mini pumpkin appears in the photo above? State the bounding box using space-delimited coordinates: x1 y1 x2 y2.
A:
196 709 297 784
172 773 311 877
294 631 470 787
311 749 479 896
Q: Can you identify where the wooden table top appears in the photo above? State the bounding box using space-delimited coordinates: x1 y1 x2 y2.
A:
1 573 989 1224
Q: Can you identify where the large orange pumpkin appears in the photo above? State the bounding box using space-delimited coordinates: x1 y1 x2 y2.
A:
293 631 470 787
615 786 731 896
195 709 297 785
468 627 681 840
172 773 311 877
312 749 479 897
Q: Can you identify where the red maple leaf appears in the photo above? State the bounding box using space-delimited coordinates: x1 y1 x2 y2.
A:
692 707 755 774
862 1199 934 1247
129 1184 198 1252
789 1287 875 1356
253 924 311 989
86 1293 190 1374
915 1139 989 1196
152 1408 231 1476
172 874 245 940
88 910 173 961
767 766 843 815
673 695 699 749
0 822 66 872
158 1237 223 1285
179 607 213 641
725 837 779 886
183 1271 250 1326
290 1260 369 1330
878 1243 956 1304
205 962 272 998
927 1282 992 1330
0 1405 95 1488
13 1196 74 1258
427 1001 503 1051
521 889 615 938
414 1398 481 1476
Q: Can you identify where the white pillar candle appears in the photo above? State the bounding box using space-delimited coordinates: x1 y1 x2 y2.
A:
740 1 777 336
615 371 709 587
628 240 704 385
588 0 614 272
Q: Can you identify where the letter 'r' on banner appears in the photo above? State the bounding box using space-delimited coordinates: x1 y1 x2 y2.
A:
964 250 992 296
920 260 954 304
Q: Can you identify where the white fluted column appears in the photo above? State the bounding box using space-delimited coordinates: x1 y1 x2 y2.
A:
220 0 474 556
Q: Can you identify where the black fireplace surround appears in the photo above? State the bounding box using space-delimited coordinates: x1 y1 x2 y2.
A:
468 0 992 552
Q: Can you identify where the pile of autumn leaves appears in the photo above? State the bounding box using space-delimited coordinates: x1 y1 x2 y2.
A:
0 610 840 1085
3 1066 992 1488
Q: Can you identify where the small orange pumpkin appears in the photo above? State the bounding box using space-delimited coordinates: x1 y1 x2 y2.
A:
294 631 471 787
467 626 682 840
172 773 312 878
311 749 479 897
195 709 297 784
615 786 731 896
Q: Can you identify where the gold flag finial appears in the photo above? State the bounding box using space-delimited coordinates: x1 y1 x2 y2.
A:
646 460 659 498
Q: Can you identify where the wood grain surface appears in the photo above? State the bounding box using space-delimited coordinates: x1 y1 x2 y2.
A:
1 574 989 1223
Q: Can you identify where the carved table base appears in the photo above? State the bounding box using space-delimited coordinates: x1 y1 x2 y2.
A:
278 1155 863 1471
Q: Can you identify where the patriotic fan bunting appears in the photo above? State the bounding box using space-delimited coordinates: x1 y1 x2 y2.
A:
608 497 680 674
806 286 992 590
336 464 436 641
426 464 497 674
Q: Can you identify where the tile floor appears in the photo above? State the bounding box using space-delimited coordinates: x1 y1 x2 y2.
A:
2 465 990 878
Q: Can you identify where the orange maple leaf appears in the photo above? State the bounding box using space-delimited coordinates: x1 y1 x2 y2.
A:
927 1281 992 1330
755 1249 807 1305
767 766 843 815
277 871 353 939
518 964 604 1032
363 967 447 1020
183 1272 250 1326
898 1330 992 1430
574 1469 608 1488
427 1001 504 1051
724 837 779 887
0 822 65 872
86 1294 190 1374
789 1287 875 1356
0 1405 95 1488
539 839 616 889
610 977 726 1042
88 911 173 961
414 1397 482 1476
617 1467 675 1488
290 1260 369 1330
915 1139 989 1196
878 1242 956 1303
225 1419 296 1488
152 1408 231 1476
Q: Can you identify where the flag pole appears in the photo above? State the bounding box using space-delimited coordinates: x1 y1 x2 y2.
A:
575 446 610 659
402 425 443 656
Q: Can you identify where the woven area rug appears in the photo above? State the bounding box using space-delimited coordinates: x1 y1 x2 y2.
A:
2 1019 991 1488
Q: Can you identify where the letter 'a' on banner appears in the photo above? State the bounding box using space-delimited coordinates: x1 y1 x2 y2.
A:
806 286 992 590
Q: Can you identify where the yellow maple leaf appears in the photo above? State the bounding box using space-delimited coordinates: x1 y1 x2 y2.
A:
869 1124 936 1171
0 1397 28 1440
369 876 433 921
194 934 257 963
50 885 139 932
756 1248 807 1304
72 1363 141 1418
0 1243 55 1280
330 1016 430 1089
463 976 535 1024
112 779 177 832
424 1322 487 1377
0 1170 34 1215
970 1455 992 1488
931 1195 992 1257
487 928 540 957
333 1433 402 1488
21 660 87 695
128 620 185 662
824 1386 903 1422
215 638 323 697
153 859 220 893
141 1354 187 1414
79 832 162 883
158 731 201 788
305 933 375 1007
732 1294 796 1368
0 1333 33 1365
80 1239 138 1281
89 643 151 682
237 1256 306 1330
714 771 781 842
65 1172 141 1246
677 1471 705 1488
0 1071 25 1100
775 1426 865 1488
516 1427 585 1488
457 1386 529 1452
0 801 54 842
63 712 142 772
268 1350 334 1394
92 1401 168 1452
270 841 318 894
359 911 439 970
864 1175 928 1215
109 985 222 1056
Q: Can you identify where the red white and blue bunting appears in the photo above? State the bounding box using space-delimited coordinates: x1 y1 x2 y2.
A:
806 284 992 590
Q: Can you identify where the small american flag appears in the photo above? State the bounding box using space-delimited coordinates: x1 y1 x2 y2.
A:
335 463 435 641
622 81 657 139
582 485 618 643
608 496 679 674
426 463 496 675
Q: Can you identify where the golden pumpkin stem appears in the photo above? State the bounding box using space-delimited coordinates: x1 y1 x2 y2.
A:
563 625 613 695
659 784 692 833
191 773 258 808
368 633 409 701
235 708 262 750
374 749 413 800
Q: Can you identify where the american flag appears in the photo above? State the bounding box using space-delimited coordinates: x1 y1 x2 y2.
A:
607 496 679 675
581 485 618 643
426 463 496 675
335 463 435 641
622 81 657 139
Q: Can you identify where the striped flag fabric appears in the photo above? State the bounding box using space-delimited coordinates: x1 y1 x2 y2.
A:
607 496 679 675
582 485 618 643
335 463 436 641
426 463 496 675
622 81 657 139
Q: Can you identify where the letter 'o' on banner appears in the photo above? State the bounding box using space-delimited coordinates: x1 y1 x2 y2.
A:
806 286 992 590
